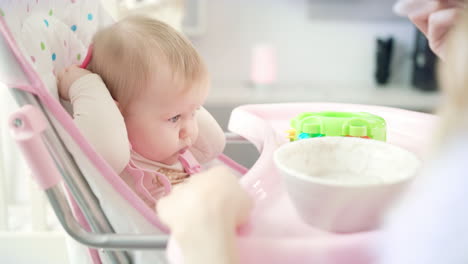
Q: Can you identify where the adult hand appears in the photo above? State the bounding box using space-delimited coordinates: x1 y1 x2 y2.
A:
157 166 253 264
394 0 465 59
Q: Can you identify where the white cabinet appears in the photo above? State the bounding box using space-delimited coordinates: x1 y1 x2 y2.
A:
308 0 403 20
113 0 205 36
182 0 206 36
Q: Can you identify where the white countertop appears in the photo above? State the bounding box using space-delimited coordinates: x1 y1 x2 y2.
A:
206 82 441 111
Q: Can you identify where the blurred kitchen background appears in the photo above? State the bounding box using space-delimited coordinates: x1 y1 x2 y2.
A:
114 0 439 168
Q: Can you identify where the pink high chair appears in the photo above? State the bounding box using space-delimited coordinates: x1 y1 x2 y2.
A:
0 1 438 263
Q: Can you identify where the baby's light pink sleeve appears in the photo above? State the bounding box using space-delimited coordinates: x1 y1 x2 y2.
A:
69 74 130 174
190 107 226 164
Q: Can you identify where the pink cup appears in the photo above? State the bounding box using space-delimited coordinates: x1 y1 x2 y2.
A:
250 44 277 86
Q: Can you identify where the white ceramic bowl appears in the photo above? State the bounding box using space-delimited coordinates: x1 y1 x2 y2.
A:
274 137 421 233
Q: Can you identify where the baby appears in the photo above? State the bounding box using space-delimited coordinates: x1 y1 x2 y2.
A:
57 15 226 209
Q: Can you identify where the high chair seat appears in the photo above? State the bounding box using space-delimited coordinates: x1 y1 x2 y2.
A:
0 1 169 263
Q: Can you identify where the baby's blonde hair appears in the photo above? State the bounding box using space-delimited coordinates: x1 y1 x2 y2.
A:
436 7 468 142
89 15 208 110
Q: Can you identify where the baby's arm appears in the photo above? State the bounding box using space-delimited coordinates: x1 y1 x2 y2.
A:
190 107 226 164
58 66 130 174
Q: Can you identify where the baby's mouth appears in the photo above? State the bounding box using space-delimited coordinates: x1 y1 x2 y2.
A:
178 138 192 154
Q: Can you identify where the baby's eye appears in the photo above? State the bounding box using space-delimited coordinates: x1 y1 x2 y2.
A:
168 115 181 123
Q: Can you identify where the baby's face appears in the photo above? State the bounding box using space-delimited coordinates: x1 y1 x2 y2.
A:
123 72 208 165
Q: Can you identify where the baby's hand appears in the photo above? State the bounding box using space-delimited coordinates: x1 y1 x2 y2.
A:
57 65 91 100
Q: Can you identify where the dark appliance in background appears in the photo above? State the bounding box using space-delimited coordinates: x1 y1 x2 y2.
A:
412 28 438 91
375 36 394 85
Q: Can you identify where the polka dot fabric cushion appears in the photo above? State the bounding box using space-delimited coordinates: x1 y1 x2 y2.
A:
0 0 113 97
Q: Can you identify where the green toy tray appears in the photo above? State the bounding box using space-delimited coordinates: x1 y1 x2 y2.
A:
288 111 386 141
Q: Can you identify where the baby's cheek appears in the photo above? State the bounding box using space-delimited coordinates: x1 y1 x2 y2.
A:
159 130 180 149
159 138 175 150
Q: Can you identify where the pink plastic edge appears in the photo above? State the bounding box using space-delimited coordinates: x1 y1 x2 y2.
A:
80 44 93 69
217 153 248 175
65 188 103 264
8 105 62 190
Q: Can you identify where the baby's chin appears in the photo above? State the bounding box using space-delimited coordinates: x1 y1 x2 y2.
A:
160 147 189 165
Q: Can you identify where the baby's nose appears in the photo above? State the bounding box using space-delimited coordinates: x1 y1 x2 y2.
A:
180 120 197 139
179 129 194 145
